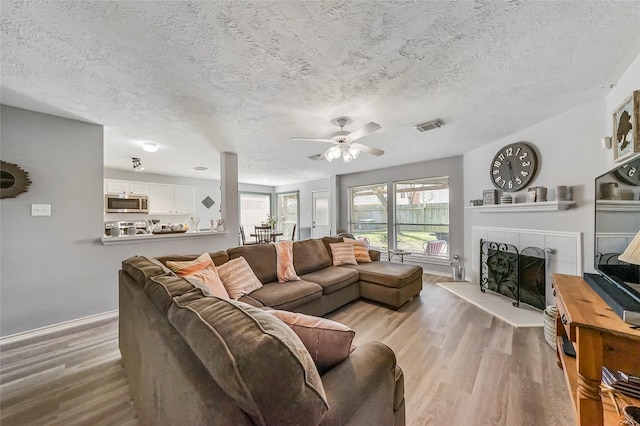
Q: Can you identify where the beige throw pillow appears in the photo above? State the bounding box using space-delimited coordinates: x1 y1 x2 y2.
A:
343 237 373 263
166 253 230 299
217 256 263 299
272 240 300 282
267 309 355 373
329 242 357 266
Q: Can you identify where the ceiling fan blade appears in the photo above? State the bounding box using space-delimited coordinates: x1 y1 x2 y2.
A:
308 153 326 161
351 142 384 156
347 122 381 141
291 137 334 143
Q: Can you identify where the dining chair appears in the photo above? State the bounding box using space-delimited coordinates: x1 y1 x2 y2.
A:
254 225 272 244
240 225 257 245
290 224 296 241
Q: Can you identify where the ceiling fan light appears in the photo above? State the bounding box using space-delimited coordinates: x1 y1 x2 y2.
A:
343 152 353 163
327 146 341 160
348 147 361 159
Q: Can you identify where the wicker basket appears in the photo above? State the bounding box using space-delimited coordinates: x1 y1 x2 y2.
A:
543 305 558 350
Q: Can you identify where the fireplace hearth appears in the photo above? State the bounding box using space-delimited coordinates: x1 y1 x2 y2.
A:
479 239 550 310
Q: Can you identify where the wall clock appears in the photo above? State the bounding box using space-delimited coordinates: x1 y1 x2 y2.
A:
489 142 538 192
0 161 32 199
613 157 640 186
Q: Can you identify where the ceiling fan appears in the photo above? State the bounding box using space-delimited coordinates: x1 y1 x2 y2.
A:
291 117 384 163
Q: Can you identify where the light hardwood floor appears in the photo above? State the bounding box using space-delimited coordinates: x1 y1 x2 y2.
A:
0 276 574 425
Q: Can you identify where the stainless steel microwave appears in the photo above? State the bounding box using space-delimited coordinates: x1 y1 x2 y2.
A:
105 194 149 213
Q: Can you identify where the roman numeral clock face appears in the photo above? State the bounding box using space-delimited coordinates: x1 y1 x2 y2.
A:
490 143 538 192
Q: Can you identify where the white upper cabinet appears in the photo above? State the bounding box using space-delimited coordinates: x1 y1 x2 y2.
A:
105 179 149 195
174 186 195 215
149 184 194 215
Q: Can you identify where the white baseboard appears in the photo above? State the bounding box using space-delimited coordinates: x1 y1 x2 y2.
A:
0 310 119 346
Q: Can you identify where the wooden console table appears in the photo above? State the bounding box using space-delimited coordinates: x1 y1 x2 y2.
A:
552 274 640 426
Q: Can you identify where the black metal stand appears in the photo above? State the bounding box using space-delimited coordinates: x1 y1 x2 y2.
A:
480 239 548 310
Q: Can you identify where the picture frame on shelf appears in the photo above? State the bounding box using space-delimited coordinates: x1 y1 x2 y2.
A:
613 90 640 162
482 189 497 205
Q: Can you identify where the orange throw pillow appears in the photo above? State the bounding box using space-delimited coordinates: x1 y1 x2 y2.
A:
272 240 300 282
343 238 372 263
166 253 229 299
329 242 357 266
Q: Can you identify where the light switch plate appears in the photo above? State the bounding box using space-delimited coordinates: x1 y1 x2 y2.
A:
31 204 51 216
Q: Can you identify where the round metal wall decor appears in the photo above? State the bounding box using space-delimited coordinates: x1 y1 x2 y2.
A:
0 161 32 199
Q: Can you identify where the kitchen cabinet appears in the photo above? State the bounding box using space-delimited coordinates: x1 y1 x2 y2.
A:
149 184 194 215
105 179 149 195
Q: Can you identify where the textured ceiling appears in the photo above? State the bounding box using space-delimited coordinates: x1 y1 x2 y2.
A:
2 1 639 185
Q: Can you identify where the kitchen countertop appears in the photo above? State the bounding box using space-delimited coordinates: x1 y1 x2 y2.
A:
101 230 229 245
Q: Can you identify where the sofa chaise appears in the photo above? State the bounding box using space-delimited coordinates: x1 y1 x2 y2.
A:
119 236 422 425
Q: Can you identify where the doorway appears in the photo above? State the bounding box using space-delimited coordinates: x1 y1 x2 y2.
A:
312 190 331 238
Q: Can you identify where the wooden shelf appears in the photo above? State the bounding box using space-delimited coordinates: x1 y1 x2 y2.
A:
465 200 575 212
596 200 640 211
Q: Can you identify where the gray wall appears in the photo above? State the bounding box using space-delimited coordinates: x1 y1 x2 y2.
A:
276 177 330 229
462 52 640 277
336 156 464 274
0 106 239 336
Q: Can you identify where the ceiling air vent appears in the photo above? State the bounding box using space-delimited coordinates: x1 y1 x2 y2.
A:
415 119 445 133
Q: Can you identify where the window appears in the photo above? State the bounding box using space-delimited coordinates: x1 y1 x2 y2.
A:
394 177 449 258
240 192 271 236
348 183 388 249
276 191 299 240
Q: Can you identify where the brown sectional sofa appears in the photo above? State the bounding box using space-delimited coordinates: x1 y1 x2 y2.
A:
119 236 422 425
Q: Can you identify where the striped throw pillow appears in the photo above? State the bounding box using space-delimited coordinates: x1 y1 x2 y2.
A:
272 240 300 282
217 256 263 300
343 238 372 263
166 252 229 299
329 242 357 266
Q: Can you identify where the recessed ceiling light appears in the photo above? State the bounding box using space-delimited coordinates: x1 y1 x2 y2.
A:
142 142 158 152
193 166 208 171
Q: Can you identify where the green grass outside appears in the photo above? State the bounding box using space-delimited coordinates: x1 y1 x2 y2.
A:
352 230 444 254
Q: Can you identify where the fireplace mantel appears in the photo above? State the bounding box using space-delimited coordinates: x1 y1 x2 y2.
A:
465 200 575 213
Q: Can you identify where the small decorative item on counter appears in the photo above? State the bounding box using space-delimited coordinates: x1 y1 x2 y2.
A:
111 226 121 237
216 218 224 232
266 214 277 228
470 199 483 206
190 217 200 232
527 187 537 202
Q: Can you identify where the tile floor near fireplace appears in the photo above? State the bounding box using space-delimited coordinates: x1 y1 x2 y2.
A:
436 282 544 327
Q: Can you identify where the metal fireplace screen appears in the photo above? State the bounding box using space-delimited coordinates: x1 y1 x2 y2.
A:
480 239 546 310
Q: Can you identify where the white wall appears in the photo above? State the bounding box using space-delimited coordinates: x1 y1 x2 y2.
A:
0 106 240 336
463 51 640 279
